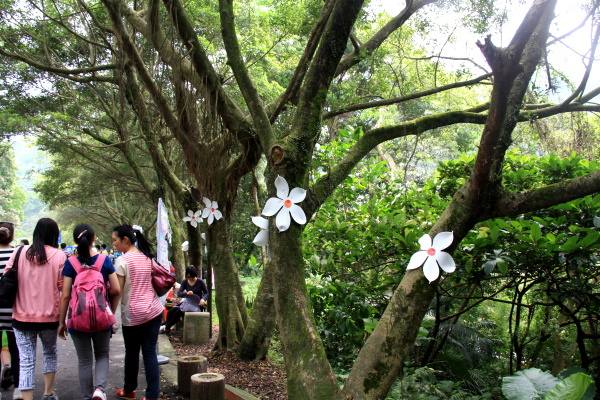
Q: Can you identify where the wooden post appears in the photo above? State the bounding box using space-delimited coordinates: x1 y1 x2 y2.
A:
177 356 207 396
190 373 225 400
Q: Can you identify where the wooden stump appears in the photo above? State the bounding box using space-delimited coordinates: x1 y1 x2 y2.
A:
190 373 225 400
177 356 207 396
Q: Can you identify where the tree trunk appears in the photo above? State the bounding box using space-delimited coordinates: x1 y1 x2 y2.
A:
178 355 207 396
190 373 225 400
208 220 248 350
343 3 556 397
270 223 344 399
236 259 276 360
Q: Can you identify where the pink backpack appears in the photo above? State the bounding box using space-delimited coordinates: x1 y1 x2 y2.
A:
66 255 116 333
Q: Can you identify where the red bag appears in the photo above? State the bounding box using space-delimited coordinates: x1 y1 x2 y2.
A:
67 255 116 333
151 260 176 297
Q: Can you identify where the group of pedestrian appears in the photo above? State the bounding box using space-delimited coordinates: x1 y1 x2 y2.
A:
0 219 166 400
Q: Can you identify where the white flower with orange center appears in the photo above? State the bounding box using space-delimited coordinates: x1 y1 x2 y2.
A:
202 197 223 225
262 175 307 232
406 231 456 283
183 210 202 228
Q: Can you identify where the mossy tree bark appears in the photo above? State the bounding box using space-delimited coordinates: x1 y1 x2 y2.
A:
236 259 275 360
208 216 249 350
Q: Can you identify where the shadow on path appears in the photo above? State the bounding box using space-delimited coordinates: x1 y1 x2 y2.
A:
1 316 182 400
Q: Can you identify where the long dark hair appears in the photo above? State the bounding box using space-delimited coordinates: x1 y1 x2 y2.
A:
73 223 95 265
26 218 59 264
113 225 155 260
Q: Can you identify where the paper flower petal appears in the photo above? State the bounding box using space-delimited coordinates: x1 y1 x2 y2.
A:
203 197 211 208
289 204 307 225
211 200 218 210
423 256 440 283
252 216 269 230
263 198 284 216
187 210 194 217
418 234 432 251
253 230 269 246
207 213 214 225
181 241 189 251
407 251 428 270
432 231 453 251
190 219 198 228
275 208 291 232
274 175 289 201
183 216 192 222
437 251 456 273
288 187 307 203
214 210 223 220
202 208 210 219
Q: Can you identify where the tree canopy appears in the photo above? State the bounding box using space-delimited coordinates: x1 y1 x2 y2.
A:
1 0 599 398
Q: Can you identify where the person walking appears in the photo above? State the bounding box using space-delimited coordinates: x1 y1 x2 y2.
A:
160 265 208 334
111 225 163 400
0 221 21 399
58 224 120 400
5 218 65 400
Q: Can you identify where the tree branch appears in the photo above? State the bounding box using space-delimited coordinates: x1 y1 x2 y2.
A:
491 170 600 219
218 0 273 152
335 0 437 76
323 73 492 119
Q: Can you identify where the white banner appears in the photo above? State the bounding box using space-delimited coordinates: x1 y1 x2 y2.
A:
156 198 171 267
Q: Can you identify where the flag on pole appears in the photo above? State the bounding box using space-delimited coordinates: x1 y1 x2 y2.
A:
156 198 171 267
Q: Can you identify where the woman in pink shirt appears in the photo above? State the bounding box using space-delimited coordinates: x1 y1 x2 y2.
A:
5 218 65 400
111 225 163 400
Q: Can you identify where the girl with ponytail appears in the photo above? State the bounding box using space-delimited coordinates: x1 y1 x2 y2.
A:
58 224 120 400
111 225 163 400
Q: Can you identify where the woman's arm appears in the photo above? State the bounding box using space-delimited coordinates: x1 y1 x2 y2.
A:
195 279 209 300
107 271 121 299
177 279 188 298
111 274 125 313
58 276 73 340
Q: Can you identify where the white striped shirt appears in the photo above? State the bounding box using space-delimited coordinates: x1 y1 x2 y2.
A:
115 251 163 326
0 247 16 331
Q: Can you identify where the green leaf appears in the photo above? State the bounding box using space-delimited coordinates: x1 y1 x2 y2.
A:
577 231 600 249
497 258 508 274
465 258 473 273
544 373 594 400
502 368 559 400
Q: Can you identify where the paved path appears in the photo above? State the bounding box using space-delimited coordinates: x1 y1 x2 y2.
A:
1 321 180 400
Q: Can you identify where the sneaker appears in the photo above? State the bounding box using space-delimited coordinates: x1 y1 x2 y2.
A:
1 364 12 389
41 393 59 400
13 389 23 400
115 389 136 399
92 389 107 400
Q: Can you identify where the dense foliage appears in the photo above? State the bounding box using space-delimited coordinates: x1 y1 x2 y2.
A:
304 150 600 396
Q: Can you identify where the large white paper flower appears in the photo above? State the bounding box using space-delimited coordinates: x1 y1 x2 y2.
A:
262 175 307 232
183 210 202 228
407 231 456 283
202 197 222 225
252 216 269 246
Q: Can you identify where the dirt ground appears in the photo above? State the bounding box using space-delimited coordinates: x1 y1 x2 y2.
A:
167 325 287 399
